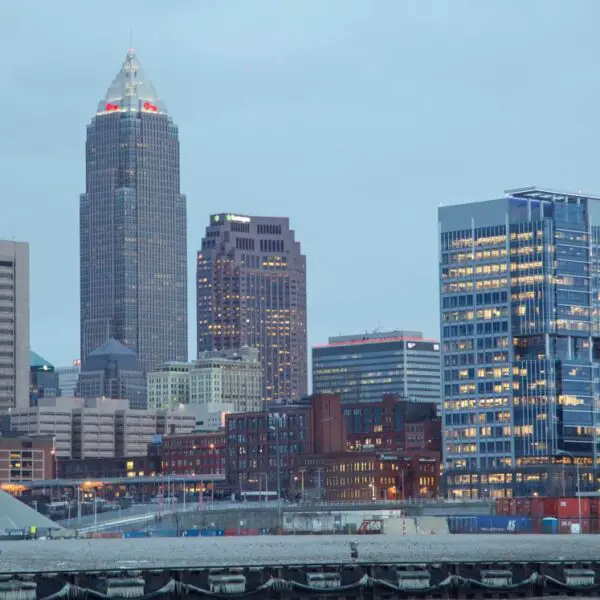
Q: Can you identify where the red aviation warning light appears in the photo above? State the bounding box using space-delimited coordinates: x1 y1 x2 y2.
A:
143 101 158 112
105 103 119 111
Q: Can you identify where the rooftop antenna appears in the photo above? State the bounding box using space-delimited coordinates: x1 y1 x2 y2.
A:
129 26 134 53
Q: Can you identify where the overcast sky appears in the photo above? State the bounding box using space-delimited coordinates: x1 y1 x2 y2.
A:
1 1 598 370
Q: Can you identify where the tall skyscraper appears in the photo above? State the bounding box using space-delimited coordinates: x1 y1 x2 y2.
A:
439 187 600 498
0 241 29 414
313 331 441 405
197 214 307 402
80 49 187 373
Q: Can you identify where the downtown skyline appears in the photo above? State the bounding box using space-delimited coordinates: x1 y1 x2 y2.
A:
3 2 598 372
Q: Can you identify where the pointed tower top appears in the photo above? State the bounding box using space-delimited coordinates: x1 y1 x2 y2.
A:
96 49 167 115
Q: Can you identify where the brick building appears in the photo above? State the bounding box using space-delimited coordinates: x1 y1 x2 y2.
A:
294 451 439 501
225 393 441 499
161 431 226 476
343 394 439 452
225 394 345 495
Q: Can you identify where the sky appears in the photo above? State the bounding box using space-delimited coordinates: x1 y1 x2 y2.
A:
0 0 599 371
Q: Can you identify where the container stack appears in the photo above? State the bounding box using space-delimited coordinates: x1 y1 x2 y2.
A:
495 497 597 533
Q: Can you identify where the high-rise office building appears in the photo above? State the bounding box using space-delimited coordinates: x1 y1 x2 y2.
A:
80 49 187 373
313 331 441 405
440 187 600 498
0 241 29 414
197 214 307 402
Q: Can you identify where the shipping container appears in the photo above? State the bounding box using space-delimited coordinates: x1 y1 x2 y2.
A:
183 528 200 537
448 515 532 534
557 498 590 519
201 528 225 537
514 499 531 516
124 531 149 539
558 519 591 534
495 499 511 516
530 497 544 518
539 498 560 518
147 529 178 537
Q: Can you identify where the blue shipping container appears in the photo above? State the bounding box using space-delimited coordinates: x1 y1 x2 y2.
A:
124 531 149 539
200 528 225 537
148 529 179 538
448 515 532 534
183 529 200 537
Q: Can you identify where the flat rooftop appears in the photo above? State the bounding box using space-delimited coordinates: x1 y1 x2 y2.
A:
2 535 600 573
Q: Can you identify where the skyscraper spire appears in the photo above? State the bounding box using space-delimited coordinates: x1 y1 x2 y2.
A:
82 51 187 379
96 49 167 115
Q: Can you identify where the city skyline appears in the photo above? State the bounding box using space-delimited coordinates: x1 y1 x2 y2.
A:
2 2 599 369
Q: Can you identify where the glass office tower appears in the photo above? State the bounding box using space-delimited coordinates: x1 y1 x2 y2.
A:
80 50 187 373
440 187 600 498
313 331 441 405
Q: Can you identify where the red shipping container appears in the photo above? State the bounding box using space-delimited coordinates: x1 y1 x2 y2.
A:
530 497 544 518
559 519 590 534
496 499 510 516
590 498 600 515
540 498 559 518
508 499 517 516
557 497 590 519
515 498 532 516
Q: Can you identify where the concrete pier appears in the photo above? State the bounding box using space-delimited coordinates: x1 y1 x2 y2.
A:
1 535 599 598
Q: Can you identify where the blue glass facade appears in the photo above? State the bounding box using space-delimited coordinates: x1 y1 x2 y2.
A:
312 332 441 405
439 188 600 498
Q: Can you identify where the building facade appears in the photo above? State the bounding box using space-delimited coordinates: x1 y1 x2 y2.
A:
147 348 262 430
0 241 29 414
161 431 226 476
147 362 191 410
0 433 54 484
342 394 440 452
57 360 81 397
439 187 600 498
77 339 147 409
9 397 195 460
80 49 187 374
312 331 441 405
294 451 439 502
225 394 345 496
197 214 307 402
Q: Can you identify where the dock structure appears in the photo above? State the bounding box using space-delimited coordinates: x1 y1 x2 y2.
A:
2 535 600 598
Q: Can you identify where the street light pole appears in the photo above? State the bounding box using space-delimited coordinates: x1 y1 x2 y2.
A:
269 421 282 529
93 489 97 526
558 450 582 532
